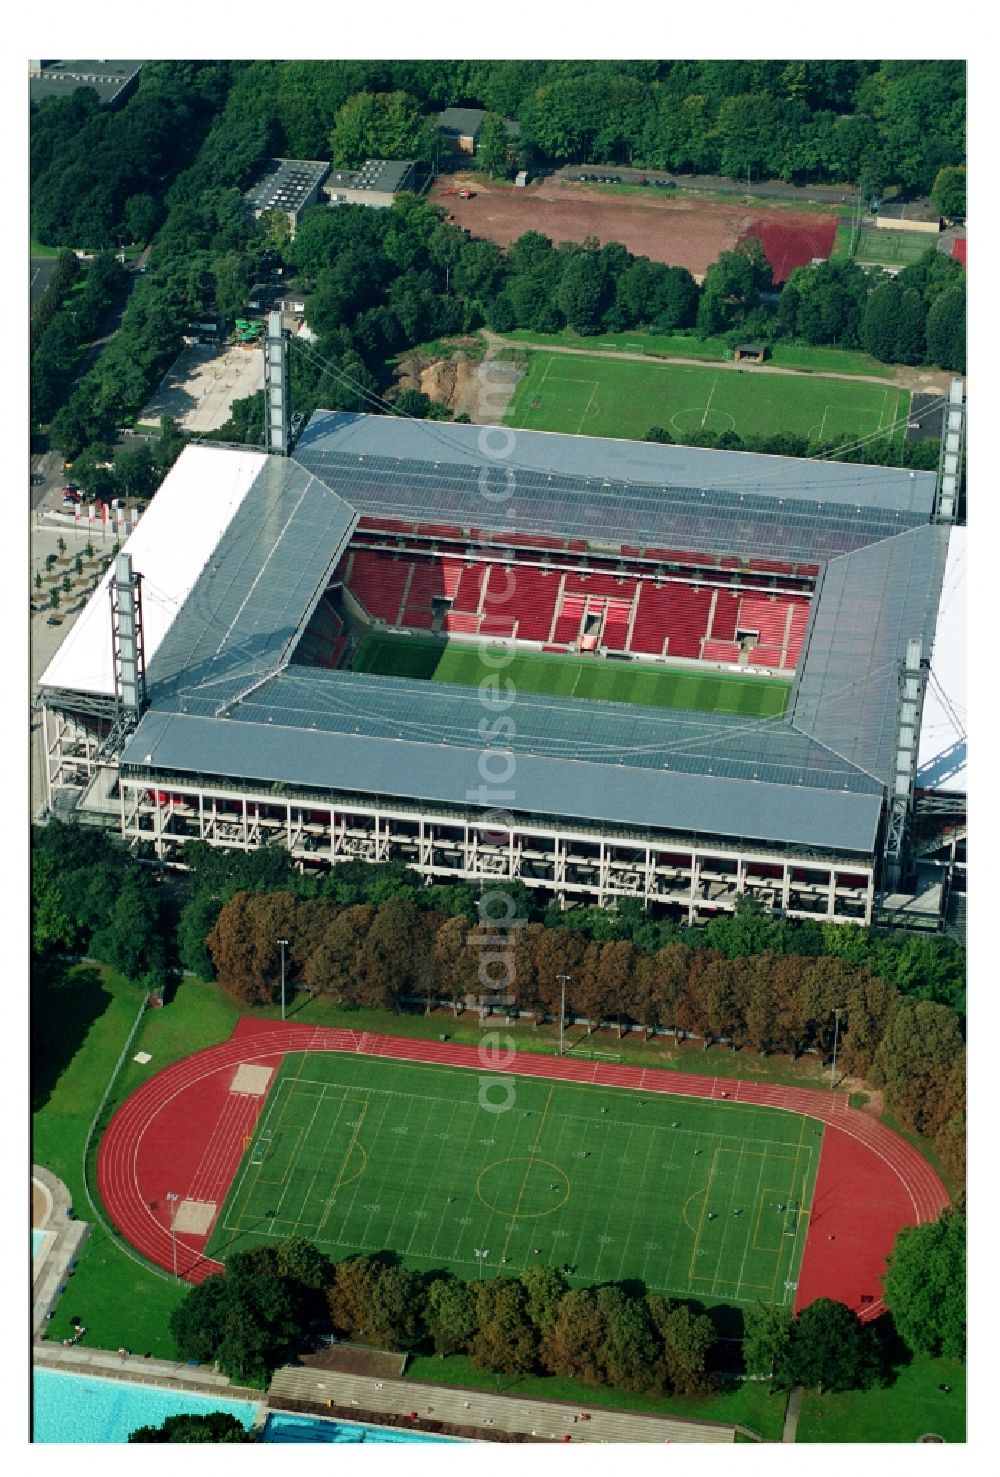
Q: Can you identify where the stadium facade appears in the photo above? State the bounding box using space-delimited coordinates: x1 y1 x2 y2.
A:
38 341 965 928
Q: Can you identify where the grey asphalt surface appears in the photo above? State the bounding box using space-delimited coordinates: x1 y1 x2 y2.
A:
30 256 58 307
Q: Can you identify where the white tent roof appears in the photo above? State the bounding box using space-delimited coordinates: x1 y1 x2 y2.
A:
39 445 267 698
917 524 966 794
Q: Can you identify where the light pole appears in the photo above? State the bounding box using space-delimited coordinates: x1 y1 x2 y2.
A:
474 1248 489 1281
557 974 571 1057
166 1191 179 1282
830 1007 843 1090
277 937 289 1020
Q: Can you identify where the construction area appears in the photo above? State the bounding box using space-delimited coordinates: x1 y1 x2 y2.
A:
140 342 264 434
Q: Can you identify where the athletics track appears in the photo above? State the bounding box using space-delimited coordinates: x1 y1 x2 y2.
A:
97 1017 949 1318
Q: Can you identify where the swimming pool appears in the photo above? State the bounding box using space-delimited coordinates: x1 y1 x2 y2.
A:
261 1411 462 1443
32 1368 261 1443
31 1229 44 1257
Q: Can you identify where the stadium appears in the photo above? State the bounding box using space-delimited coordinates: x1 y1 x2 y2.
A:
38 318 966 929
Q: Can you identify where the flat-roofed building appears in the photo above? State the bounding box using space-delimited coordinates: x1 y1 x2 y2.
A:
245 158 330 236
30 60 143 109
323 159 418 209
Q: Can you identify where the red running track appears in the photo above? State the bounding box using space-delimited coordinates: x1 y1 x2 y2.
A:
97 1016 949 1314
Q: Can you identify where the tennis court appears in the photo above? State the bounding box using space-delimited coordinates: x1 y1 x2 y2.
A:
852 227 934 267
353 634 790 717
207 1052 820 1308
506 351 910 447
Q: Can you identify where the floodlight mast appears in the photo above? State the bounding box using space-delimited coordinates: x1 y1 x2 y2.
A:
264 309 292 456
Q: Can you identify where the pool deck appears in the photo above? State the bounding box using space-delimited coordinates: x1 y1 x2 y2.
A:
268 1366 736 1443
33 1341 261 1404
32 1164 91 1335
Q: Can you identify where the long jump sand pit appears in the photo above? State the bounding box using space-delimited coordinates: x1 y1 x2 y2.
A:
433 177 839 282
141 342 264 434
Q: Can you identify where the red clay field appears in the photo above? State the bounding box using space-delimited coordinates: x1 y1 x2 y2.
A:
99 1017 948 1318
432 177 840 281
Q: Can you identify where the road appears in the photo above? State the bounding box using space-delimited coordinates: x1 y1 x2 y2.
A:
552 165 933 214
30 256 58 307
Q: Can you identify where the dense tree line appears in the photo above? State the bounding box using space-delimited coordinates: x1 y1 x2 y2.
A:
129 1413 253 1443
31 251 129 425
199 879 965 1190
171 1235 719 1394
31 821 174 993
30 249 80 357
31 61 239 249
883 1213 965 1360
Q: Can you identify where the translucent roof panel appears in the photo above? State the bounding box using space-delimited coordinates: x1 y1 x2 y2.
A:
39 446 267 699
790 524 950 784
294 413 933 563
147 457 356 710
121 705 884 855
916 524 966 793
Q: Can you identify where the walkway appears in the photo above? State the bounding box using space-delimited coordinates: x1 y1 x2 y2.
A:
268 1366 734 1443
483 330 951 395
782 1385 805 1442
33 1339 259 1403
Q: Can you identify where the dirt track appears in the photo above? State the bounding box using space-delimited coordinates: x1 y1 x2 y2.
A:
432 176 841 281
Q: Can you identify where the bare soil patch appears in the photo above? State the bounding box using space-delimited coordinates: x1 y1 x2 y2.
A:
434 176 747 279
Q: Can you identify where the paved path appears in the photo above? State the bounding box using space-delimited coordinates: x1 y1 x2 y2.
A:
33 1340 259 1402
485 331 950 395
269 1366 734 1443
782 1384 805 1442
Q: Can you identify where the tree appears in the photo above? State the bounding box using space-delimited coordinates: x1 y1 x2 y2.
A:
129 1412 253 1443
860 280 903 362
169 1274 232 1365
470 1277 537 1374
742 1303 792 1382
426 1275 479 1356
556 247 608 334
647 1296 717 1395
870 998 965 1136
69 442 116 500
930 165 965 220
520 1265 568 1332
114 443 157 501
779 1298 879 1393
329 90 433 168
595 1286 663 1392
883 1214 965 1360
124 193 163 245
925 285 965 373
540 1287 606 1383
477 112 511 178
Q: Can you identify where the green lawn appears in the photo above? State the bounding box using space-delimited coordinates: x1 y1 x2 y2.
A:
796 1356 966 1443
506 350 909 446
405 1353 786 1440
353 635 790 717
32 964 194 1355
853 226 935 266
207 1051 820 1310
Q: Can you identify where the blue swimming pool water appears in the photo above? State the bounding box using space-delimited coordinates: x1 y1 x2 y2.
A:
31 1229 44 1257
261 1411 461 1443
32 1368 260 1443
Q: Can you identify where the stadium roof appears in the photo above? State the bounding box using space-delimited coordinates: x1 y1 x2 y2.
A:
49 413 953 856
916 525 966 794
295 413 935 562
38 447 267 700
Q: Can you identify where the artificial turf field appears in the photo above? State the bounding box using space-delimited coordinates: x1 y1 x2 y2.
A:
206 1053 820 1308
353 634 790 717
505 349 910 446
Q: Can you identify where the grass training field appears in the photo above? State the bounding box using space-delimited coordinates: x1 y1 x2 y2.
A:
207 1053 820 1308
852 226 935 267
353 634 790 717
505 350 910 446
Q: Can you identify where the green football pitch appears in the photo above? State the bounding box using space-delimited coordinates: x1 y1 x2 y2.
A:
206 1053 821 1308
505 349 910 446
353 634 790 717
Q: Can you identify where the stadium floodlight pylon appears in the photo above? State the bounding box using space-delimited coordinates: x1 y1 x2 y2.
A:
264 308 292 456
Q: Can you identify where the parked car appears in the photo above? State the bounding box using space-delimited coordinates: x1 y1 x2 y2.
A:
46 616 62 626
62 489 81 504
